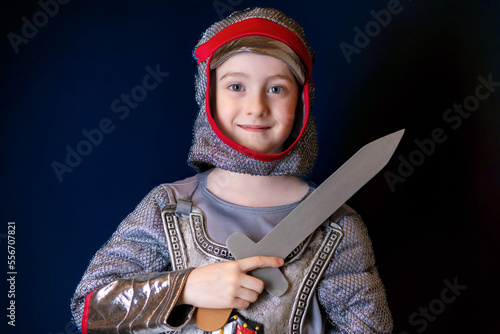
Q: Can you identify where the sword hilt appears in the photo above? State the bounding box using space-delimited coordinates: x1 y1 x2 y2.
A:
227 232 289 296
194 233 289 331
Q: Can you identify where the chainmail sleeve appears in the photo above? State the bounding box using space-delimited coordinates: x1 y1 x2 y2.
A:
318 213 393 334
70 185 195 333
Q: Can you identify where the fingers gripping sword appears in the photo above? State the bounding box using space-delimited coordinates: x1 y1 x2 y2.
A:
194 129 405 331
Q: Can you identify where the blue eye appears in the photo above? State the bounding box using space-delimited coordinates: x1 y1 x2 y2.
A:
269 86 283 94
229 84 243 91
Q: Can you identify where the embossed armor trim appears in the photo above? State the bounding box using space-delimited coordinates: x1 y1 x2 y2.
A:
71 181 394 333
160 205 343 333
291 222 343 333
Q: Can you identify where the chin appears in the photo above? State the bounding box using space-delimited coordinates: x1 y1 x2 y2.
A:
253 147 283 155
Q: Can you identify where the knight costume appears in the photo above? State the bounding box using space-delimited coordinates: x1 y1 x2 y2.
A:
71 7 393 333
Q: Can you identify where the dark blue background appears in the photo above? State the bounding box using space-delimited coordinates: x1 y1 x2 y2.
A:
1 0 499 333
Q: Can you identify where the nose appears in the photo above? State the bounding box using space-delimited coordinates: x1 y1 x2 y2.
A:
245 91 269 117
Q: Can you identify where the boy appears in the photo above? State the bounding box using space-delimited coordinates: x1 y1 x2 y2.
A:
71 7 393 333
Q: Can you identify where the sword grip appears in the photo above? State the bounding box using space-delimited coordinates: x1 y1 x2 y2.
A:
194 233 290 331
250 266 288 296
227 232 289 296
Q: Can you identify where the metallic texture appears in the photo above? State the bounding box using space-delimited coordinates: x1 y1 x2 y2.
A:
70 185 186 332
71 180 393 333
161 204 342 334
185 208 312 262
188 7 318 176
210 36 306 84
86 269 193 333
292 221 343 333
319 214 394 333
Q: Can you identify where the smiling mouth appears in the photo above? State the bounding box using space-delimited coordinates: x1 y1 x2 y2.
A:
238 124 271 132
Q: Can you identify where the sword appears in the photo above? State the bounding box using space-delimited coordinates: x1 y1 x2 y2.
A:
194 129 405 331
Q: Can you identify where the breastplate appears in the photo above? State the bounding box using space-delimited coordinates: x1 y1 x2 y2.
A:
161 204 343 334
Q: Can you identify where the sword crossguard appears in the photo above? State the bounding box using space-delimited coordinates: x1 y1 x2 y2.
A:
227 232 289 297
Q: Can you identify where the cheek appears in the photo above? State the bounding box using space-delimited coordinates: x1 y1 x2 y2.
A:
283 116 296 135
277 101 297 127
214 97 227 119
213 97 236 132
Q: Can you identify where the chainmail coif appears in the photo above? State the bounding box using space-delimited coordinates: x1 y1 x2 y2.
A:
188 7 318 176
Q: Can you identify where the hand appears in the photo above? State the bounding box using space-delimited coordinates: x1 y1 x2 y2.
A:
178 256 284 310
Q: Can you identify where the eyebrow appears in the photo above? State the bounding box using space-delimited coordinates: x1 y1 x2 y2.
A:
219 72 295 83
268 74 296 83
219 72 248 81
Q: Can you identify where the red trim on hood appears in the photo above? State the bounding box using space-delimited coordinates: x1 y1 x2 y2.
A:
81 290 94 334
195 18 313 81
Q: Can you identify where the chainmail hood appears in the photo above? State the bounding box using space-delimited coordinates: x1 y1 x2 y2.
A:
188 7 318 176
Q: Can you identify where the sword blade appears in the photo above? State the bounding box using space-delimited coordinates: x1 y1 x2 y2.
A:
197 130 405 331
254 129 404 258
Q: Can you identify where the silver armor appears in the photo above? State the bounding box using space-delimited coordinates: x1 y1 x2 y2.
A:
71 175 394 333
161 202 343 333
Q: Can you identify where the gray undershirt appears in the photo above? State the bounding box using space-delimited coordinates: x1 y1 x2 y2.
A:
173 170 325 333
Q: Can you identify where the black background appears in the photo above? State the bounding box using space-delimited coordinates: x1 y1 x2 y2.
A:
1 0 499 333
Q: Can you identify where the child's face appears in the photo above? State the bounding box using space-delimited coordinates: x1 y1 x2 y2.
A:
213 52 299 155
